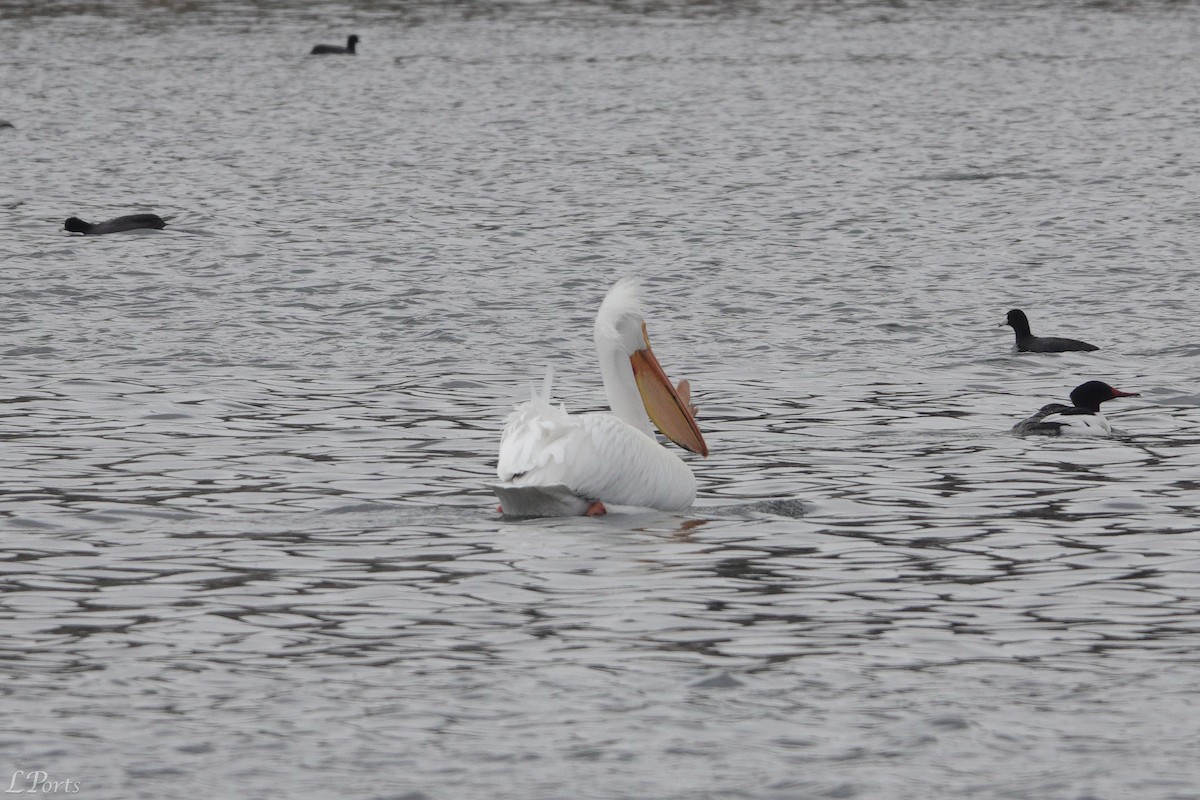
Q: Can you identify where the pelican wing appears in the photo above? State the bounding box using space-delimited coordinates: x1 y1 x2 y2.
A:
496 393 696 514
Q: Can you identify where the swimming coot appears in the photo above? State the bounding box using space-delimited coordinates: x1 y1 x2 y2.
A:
64 214 167 235
1003 309 1099 353
311 35 359 55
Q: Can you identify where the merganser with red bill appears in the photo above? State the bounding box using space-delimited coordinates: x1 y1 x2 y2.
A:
1012 381 1139 436
1004 309 1099 353
493 279 708 518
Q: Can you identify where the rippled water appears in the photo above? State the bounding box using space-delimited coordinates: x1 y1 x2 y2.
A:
3 1 1200 797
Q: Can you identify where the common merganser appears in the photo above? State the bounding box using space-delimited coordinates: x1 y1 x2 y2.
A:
1004 309 1098 353
1012 381 1139 436
64 214 166 235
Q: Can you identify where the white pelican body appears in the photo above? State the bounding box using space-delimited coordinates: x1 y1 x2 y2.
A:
494 279 707 518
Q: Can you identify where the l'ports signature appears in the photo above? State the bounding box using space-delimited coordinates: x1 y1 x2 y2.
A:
5 772 81 794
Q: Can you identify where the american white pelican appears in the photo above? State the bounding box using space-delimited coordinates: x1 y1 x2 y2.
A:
493 279 708 517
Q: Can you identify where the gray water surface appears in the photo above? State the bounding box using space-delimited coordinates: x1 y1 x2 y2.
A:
3 1 1200 798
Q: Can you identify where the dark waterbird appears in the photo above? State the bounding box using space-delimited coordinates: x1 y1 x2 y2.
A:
1003 309 1098 353
1011 380 1139 436
64 214 167 235
311 35 359 55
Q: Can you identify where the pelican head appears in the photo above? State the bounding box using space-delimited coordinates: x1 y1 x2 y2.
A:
594 279 708 456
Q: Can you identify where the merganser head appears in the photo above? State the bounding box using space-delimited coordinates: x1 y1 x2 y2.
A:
1069 380 1139 412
